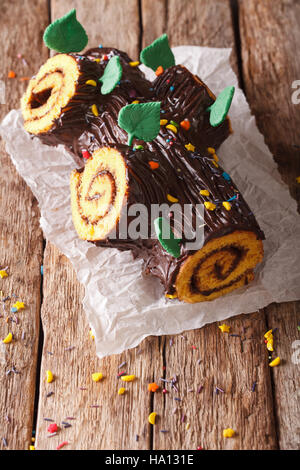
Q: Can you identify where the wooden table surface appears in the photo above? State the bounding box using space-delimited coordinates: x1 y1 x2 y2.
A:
0 0 299 451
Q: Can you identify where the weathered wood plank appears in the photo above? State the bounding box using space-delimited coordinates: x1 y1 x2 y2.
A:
142 0 278 450
35 0 163 450
239 0 300 449
0 0 48 450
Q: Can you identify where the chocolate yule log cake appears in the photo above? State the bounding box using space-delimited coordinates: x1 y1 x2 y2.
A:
21 9 264 303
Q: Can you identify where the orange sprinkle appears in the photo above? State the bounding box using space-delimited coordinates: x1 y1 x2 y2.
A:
19 77 30 81
155 66 164 76
148 382 159 392
180 119 191 131
8 70 16 78
149 161 159 170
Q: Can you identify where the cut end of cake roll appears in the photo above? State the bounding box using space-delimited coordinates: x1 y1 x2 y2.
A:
70 147 128 241
21 54 80 134
175 231 263 303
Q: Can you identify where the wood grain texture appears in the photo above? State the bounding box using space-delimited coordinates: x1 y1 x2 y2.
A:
0 0 48 450
36 244 162 450
141 0 238 73
239 0 300 450
52 0 141 59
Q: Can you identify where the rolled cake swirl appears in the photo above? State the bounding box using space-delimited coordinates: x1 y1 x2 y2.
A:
21 47 231 163
70 144 264 303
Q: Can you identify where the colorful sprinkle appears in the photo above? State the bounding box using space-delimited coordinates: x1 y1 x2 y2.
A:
0 270 8 279
223 428 235 438
12 301 25 311
148 412 157 425
180 119 191 131
204 201 216 211
118 387 126 395
296 176 300 183
269 357 280 367
148 161 159 170
160 119 168 126
207 147 216 154
167 193 179 203
222 201 231 211
185 143 195 152
82 150 91 159
91 104 99 117
85 79 97 87
166 124 178 134
92 372 103 382
121 374 136 382
56 441 68 450
2 332 13 344
131 100 140 104
8 70 16 78
200 189 210 197
165 293 178 299
129 61 140 67
155 66 164 76
46 370 54 383
148 382 159 392
47 423 58 433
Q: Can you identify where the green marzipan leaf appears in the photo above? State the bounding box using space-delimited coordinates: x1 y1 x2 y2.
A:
43 9 88 53
208 86 235 127
140 34 175 72
154 217 181 258
118 102 161 146
99 56 123 95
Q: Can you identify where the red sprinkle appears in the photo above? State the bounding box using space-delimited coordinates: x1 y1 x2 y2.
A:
148 161 159 170
82 150 91 159
102 55 108 61
56 441 68 450
47 423 58 433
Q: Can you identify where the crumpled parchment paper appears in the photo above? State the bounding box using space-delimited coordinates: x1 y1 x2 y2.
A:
1 46 300 358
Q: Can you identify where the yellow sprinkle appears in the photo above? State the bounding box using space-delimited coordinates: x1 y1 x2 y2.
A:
167 193 179 203
91 104 99 117
165 293 178 299
264 329 273 339
267 340 274 352
296 176 300 183
213 153 219 162
29 445 35 450
148 412 157 425
219 324 230 333
200 189 210 197
166 124 178 134
204 201 216 211
131 100 140 104
85 79 97 87
129 61 140 67
2 332 13 344
92 372 103 382
222 201 231 211
13 301 25 311
46 370 53 383
269 357 280 367
88 225 95 237
186 423 190 430
118 387 126 395
185 143 195 152
94 58 101 63
89 330 95 340
0 270 8 279
223 428 235 438
121 375 136 382
31 437 35 442
207 147 216 154
212 160 219 167
160 119 168 126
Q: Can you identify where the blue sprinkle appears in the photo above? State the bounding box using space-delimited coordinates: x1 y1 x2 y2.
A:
222 171 231 181
41 265 43 276
227 195 237 202
98 44 103 48
170 86 175 91
161 109 165 113
11 307 17 313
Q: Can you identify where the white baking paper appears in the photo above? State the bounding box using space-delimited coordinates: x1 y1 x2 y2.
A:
1 46 300 358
